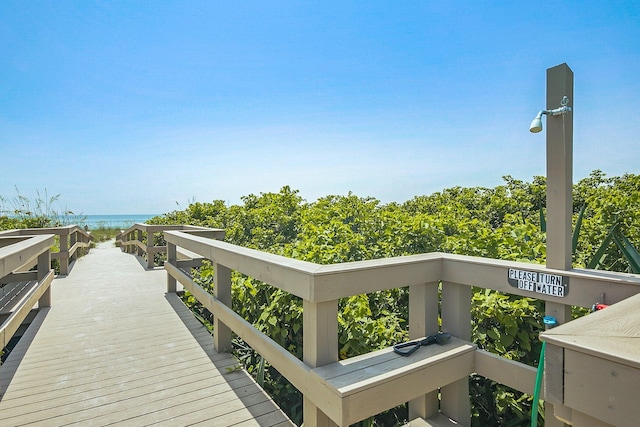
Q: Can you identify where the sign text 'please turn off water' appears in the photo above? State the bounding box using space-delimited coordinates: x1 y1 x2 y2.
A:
507 268 569 297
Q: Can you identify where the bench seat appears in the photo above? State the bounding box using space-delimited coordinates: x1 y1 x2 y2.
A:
0 274 52 350
0 281 38 316
310 336 476 426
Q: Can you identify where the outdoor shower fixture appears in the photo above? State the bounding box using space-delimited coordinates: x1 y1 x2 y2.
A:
529 95 571 133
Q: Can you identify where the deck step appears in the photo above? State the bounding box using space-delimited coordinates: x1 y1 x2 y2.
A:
310 336 476 426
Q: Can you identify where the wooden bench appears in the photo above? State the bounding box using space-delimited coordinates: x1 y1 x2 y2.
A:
0 276 51 351
0 281 38 315
309 336 476 426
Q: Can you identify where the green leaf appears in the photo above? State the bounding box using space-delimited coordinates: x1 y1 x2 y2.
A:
487 328 500 340
257 356 265 386
613 230 640 274
501 333 514 348
587 223 618 269
572 204 587 255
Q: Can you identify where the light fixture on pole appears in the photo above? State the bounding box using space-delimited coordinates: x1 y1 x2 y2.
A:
529 95 572 133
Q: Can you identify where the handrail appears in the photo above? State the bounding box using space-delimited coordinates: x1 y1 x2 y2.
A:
166 232 640 306
0 225 92 275
164 230 640 426
116 223 225 268
0 235 53 278
0 234 55 351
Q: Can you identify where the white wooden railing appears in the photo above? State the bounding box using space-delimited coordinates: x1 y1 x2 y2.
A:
116 224 225 268
0 225 91 275
163 230 640 426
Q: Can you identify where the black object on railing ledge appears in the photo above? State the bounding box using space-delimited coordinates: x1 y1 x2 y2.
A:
393 332 452 356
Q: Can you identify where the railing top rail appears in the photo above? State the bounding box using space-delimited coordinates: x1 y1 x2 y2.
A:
442 254 640 307
0 234 55 278
118 223 222 235
116 223 153 237
0 225 91 238
166 230 640 305
0 235 33 248
444 252 640 284
166 230 320 300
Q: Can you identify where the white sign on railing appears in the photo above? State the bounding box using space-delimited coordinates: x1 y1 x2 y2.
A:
507 268 569 297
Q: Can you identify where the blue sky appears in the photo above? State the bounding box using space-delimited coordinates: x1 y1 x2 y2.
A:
1 1 639 214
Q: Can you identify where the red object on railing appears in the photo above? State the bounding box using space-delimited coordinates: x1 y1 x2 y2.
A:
592 303 609 311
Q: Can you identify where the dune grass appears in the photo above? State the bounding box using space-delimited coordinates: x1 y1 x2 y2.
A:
88 227 122 243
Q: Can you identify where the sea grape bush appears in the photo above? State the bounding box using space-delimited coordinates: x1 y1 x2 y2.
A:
148 172 640 426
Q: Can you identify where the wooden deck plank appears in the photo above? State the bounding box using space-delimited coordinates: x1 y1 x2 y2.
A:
0 242 294 427
0 331 224 382
150 390 276 426
103 380 263 426
0 360 240 411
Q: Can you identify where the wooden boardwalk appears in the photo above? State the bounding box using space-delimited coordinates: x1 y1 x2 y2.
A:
0 242 294 427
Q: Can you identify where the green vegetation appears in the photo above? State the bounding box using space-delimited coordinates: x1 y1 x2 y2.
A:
88 226 122 243
3 172 638 425
0 187 85 231
147 170 639 426
0 188 92 274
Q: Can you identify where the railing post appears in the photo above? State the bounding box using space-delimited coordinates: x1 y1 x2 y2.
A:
545 63 573 274
544 63 573 324
303 299 339 427
213 263 233 353
78 229 86 256
131 230 137 254
544 64 574 427
38 249 51 307
137 229 143 256
59 231 69 275
70 230 77 257
408 281 441 420
167 242 177 293
146 228 155 268
84 231 90 254
440 281 472 427
147 237 155 269
544 63 574 323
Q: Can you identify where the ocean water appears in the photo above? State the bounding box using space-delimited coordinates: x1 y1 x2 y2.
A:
75 214 159 230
